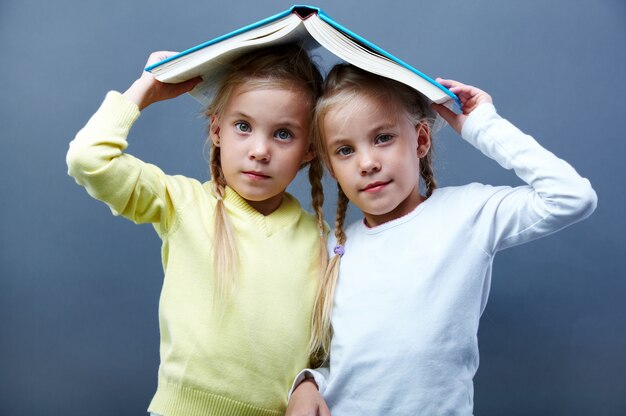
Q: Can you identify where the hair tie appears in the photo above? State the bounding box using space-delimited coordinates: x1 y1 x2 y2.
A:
333 244 345 257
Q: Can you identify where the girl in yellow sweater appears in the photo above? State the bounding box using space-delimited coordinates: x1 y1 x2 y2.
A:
66 44 326 416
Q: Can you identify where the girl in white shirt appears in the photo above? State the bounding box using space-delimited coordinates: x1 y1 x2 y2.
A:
287 64 597 415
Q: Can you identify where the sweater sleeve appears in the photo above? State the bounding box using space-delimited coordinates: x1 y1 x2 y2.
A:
66 91 180 231
460 103 597 253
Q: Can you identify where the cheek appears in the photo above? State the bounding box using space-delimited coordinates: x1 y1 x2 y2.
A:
329 163 352 187
328 159 341 179
275 148 307 175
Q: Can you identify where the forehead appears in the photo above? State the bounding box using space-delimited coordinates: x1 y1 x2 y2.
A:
233 81 311 102
226 84 313 116
323 93 405 131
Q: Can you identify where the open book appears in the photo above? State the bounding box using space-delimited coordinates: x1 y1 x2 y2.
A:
146 5 460 109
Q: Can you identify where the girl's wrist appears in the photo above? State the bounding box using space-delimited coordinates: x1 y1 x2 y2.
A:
123 78 153 110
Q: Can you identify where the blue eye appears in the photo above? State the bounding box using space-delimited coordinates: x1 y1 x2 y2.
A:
275 129 293 141
376 134 393 144
235 122 251 133
336 146 353 156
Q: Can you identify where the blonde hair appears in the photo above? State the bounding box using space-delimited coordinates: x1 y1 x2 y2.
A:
308 64 437 363
205 44 326 307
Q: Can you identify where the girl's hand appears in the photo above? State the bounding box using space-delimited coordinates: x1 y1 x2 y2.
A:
431 78 493 134
286 379 331 416
123 51 202 110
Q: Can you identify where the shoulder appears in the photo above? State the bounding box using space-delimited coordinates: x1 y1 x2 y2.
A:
164 174 210 199
432 183 512 200
153 176 216 236
281 193 318 224
162 176 217 215
427 183 521 220
325 218 359 254
344 218 364 236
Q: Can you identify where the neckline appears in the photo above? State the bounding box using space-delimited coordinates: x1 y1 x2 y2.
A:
205 183 303 236
359 191 436 235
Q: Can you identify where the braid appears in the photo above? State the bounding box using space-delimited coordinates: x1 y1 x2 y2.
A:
334 185 350 246
209 142 226 198
209 142 238 304
308 183 350 365
420 150 437 198
308 157 327 266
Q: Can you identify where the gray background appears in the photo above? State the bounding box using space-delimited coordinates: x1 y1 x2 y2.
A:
1 0 625 415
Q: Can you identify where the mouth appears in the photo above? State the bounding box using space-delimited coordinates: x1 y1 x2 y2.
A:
243 171 271 180
361 180 392 193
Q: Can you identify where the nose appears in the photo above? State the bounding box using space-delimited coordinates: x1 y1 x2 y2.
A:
359 151 381 175
248 136 270 162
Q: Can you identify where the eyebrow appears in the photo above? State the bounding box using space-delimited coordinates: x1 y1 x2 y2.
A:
229 112 305 130
326 136 352 148
229 111 253 121
370 121 399 131
326 122 398 146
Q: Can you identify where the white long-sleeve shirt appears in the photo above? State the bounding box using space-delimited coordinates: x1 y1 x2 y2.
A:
293 103 597 415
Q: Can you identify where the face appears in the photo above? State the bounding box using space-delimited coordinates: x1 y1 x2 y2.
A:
211 85 314 215
323 94 431 227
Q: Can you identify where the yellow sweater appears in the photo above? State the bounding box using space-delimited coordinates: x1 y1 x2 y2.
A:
66 92 320 416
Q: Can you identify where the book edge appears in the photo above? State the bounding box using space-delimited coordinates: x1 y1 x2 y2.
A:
145 7 296 72
316 12 461 110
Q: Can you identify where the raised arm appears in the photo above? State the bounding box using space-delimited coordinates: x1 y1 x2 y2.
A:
66 52 202 226
123 51 202 110
432 79 597 252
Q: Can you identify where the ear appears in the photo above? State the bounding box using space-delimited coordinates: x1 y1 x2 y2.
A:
209 115 221 146
415 121 431 158
301 143 316 165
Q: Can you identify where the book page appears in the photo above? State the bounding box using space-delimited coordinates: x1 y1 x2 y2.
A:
303 16 450 104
